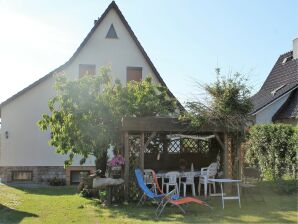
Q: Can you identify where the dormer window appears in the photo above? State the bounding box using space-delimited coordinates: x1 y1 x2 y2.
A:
106 24 118 39
282 56 293 64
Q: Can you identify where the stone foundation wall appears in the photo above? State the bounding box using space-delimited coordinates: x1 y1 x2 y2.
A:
0 166 66 183
0 166 96 185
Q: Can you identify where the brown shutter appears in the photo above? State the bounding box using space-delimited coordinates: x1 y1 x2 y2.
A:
126 67 142 82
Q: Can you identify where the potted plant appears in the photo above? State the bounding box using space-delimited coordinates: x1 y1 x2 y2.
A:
107 155 125 178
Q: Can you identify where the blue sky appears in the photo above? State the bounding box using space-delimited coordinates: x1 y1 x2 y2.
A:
0 0 297 104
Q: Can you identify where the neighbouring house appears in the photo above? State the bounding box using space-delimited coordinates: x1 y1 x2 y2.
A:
0 1 180 185
251 38 298 125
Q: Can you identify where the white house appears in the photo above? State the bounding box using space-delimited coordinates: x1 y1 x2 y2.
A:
0 1 179 185
251 38 298 125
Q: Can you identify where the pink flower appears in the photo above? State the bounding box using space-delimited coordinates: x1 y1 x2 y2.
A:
107 155 125 167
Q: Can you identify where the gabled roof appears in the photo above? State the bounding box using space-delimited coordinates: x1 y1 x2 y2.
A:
272 88 298 121
0 1 183 112
251 51 298 114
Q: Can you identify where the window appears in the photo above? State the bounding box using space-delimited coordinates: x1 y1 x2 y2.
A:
106 24 118 39
79 64 96 78
12 171 33 181
70 170 90 184
127 67 142 82
282 56 293 64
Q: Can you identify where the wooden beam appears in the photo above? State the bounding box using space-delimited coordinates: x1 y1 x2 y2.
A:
121 117 227 133
124 132 129 201
215 133 225 151
140 132 145 171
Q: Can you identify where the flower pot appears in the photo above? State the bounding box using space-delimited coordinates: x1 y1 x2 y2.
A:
111 166 122 178
111 166 122 171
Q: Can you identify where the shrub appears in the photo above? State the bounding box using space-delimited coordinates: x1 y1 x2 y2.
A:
245 124 297 180
48 177 66 186
79 188 94 198
98 190 107 203
180 72 252 130
79 188 109 203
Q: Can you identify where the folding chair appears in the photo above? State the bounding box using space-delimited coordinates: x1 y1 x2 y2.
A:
135 169 212 217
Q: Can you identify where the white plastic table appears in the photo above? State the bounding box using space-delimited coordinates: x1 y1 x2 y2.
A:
208 178 241 209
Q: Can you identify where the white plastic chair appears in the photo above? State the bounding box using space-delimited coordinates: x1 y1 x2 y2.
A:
164 171 180 195
198 162 218 196
180 172 196 197
144 169 157 194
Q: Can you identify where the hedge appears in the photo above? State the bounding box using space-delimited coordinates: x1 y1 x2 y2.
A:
245 123 297 180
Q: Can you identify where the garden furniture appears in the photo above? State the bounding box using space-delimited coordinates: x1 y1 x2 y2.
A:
143 169 157 194
198 162 218 197
208 178 241 209
180 172 196 197
156 170 201 194
135 169 211 217
242 167 262 183
164 171 180 196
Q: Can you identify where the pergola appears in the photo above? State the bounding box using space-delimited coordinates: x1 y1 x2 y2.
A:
121 117 243 201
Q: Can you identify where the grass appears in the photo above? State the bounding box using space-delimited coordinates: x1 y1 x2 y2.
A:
0 182 297 224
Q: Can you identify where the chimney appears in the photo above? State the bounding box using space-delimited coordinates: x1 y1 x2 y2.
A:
94 19 98 25
293 38 298 59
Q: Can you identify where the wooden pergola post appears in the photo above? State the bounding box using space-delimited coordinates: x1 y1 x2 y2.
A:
235 135 242 179
140 132 145 171
124 131 129 201
120 117 235 200
223 132 232 178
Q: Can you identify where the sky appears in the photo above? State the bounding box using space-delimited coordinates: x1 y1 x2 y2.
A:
0 0 297 104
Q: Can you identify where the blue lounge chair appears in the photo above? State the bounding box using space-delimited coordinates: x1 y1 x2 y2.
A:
135 169 211 217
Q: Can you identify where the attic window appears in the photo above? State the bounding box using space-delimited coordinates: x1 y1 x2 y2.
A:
127 67 142 82
271 84 287 96
79 64 96 78
106 24 118 39
282 56 293 64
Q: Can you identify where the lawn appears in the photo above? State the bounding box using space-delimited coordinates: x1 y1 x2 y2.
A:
0 182 297 224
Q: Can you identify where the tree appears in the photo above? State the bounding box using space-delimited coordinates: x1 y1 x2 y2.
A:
38 67 177 175
180 70 252 131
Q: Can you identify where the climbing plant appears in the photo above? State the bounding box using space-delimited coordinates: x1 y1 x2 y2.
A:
180 70 252 131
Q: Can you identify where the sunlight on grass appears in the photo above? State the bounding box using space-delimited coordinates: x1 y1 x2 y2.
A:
0 183 297 223
271 211 298 223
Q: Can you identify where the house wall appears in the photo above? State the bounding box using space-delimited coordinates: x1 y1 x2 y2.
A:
0 8 162 183
63 9 159 83
255 91 292 124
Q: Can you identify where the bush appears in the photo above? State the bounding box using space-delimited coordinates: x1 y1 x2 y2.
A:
98 190 107 203
79 188 94 198
245 124 297 180
48 177 66 186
